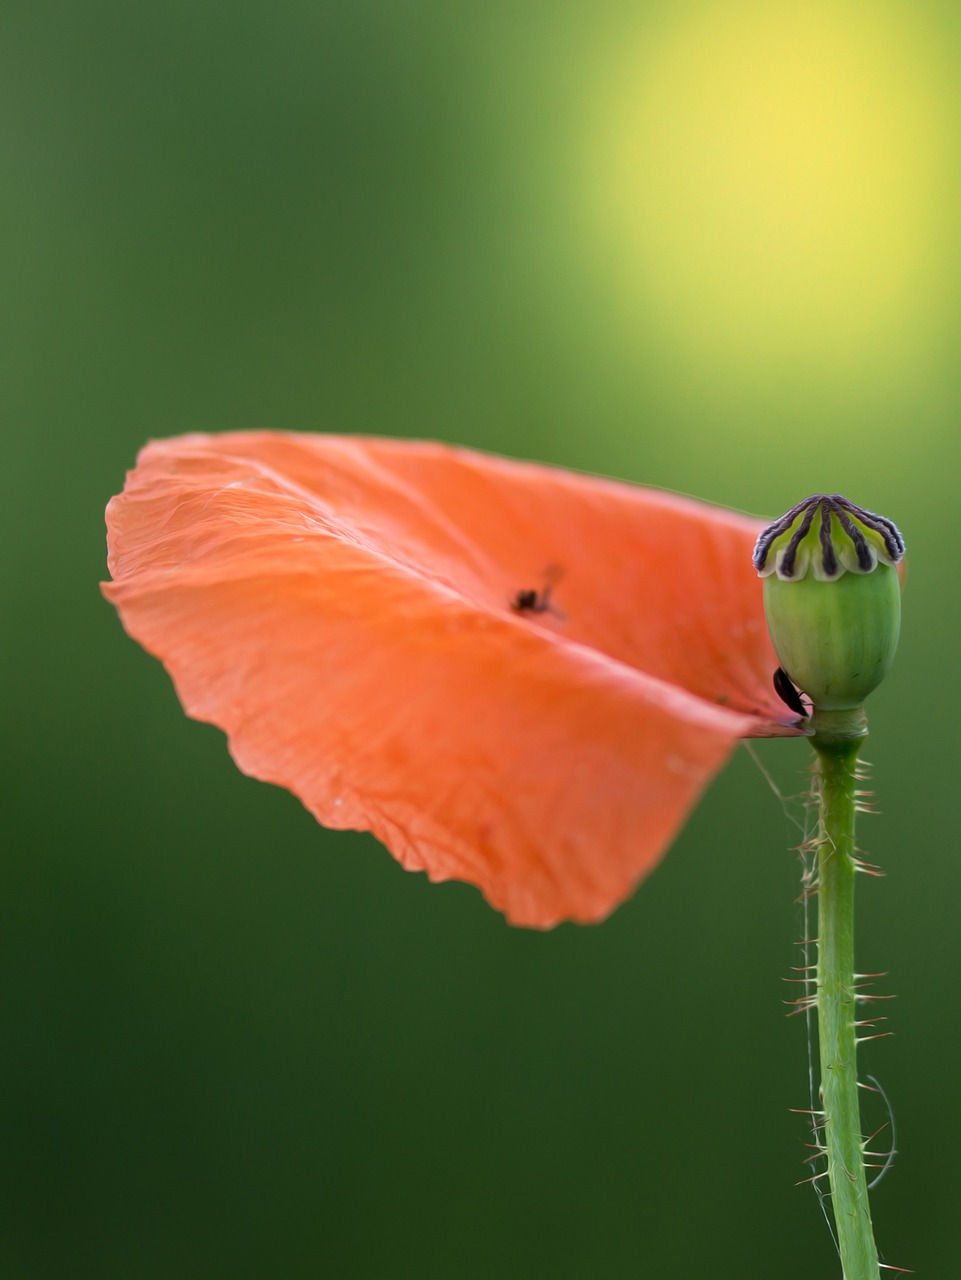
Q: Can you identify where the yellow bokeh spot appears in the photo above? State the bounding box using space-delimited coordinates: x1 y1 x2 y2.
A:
580 1 949 385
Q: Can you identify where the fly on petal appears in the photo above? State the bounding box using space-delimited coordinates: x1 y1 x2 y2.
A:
103 433 804 927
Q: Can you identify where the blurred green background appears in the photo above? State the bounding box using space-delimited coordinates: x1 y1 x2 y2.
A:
4 0 960 1275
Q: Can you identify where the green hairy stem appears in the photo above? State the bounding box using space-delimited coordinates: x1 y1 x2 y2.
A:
811 707 881 1280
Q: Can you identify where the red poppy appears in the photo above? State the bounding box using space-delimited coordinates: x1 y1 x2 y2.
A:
103 433 803 927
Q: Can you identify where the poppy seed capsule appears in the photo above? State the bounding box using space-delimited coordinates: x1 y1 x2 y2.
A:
753 495 905 712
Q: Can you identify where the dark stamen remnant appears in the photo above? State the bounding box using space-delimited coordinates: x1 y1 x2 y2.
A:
773 666 808 718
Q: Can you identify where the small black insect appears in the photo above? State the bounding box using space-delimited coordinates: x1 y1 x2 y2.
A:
773 666 808 718
510 564 563 616
511 587 547 612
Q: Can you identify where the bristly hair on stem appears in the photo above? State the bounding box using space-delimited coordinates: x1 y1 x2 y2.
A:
802 712 908 1280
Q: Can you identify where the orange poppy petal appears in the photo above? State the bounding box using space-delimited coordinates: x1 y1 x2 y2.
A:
103 433 800 927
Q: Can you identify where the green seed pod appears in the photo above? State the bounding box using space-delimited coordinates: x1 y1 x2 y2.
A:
753 495 905 712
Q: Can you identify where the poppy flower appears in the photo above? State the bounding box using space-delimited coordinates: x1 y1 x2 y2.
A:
103 433 804 928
